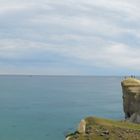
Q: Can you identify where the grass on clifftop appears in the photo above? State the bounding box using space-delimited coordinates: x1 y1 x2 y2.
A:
67 117 140 140
85 117 140 130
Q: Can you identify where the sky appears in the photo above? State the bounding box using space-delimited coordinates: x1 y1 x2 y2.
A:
0 0 140 75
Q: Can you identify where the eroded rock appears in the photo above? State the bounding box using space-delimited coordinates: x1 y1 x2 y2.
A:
121 78 140 123
77 119 86 133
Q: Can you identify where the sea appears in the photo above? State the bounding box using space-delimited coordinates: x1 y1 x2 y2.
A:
0 75 125 140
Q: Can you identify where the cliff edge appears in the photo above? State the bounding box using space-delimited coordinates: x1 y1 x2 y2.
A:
66 117 140 140
121 78 140 123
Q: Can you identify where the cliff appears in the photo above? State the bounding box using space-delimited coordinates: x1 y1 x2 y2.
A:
66 78 140 140
66 117 140 140
121 78 140 123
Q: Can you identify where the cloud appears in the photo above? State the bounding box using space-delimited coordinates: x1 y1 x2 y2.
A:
0 0 140 74
1 38 140 70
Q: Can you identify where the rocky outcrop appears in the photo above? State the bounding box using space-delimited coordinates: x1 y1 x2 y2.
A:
77 119 86 133
121 78 140 123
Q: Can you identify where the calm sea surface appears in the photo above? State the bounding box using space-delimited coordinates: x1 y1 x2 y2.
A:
0 76 124 140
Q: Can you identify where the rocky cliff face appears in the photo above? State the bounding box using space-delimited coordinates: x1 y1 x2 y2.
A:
121 78 140 123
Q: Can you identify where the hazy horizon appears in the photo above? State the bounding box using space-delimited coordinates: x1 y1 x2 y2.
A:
0 74 138 77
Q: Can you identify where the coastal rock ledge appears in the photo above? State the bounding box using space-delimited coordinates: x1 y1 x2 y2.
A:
66 117 140 140
121 78 140 123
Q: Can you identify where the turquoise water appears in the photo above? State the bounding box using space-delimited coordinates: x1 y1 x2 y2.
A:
0 76 124 140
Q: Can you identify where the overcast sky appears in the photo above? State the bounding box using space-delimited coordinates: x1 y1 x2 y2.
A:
0 0 140 75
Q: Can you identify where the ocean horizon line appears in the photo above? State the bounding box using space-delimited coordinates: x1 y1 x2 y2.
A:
0 74 137 77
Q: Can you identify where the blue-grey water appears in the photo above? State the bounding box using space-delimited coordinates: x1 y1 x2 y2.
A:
0 76 124 140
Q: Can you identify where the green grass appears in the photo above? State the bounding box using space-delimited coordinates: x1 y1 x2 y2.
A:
85 117 140 130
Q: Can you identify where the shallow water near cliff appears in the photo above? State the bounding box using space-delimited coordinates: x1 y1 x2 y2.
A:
0 76 125 140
